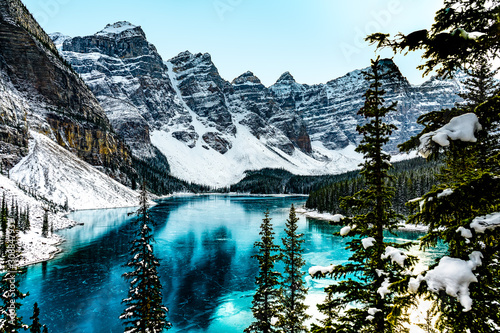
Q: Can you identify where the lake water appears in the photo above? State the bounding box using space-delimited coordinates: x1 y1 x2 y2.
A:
17 195 439 332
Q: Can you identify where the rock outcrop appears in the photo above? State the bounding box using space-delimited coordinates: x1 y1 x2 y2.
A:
0 3 133 183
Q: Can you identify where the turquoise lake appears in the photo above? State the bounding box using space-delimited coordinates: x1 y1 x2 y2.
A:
17 195 439 332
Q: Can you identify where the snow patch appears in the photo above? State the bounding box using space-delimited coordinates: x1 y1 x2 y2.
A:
423 251 483 311
437 188 454 198
10 132 139 210
0 174 77 267
361 237 376 249
340 225 352 236
418 113 482 158
309 265 335 277
377 278 391 298
381 246 407 267
470 212 500 233
456 227 473 239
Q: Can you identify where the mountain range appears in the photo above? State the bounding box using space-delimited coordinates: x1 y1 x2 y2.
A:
0 2 465 199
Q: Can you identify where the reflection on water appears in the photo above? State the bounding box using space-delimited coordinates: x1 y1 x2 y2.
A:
17 195 442 332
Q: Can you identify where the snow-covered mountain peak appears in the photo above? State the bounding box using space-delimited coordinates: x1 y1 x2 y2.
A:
276 71 296 84
48 32 71 50
96 21 144 38
232 71 263 85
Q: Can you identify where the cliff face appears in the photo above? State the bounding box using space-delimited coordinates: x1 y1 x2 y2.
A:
0 2 133 182
270 59 464 152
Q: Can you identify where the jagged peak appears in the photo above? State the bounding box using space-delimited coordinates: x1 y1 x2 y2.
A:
178 50 193 57
276 71 296 84
169 50 213 65
232 71 262 85
95 21 145 38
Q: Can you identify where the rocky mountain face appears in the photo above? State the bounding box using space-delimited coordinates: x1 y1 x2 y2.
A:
269 59 464 152
52 21 465 186
0 1 133 183
57 23 313 158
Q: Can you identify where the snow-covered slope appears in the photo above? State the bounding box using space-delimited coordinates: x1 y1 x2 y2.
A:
0 173 77 266
11 132 139 210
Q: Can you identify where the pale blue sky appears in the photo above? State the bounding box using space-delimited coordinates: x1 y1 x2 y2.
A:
23 0 443 86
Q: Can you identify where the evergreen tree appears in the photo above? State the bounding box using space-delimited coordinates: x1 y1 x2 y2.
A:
0 219 28 331
29 303 42 333
368 1 500 331
41 210 49 238
245 210 281 333
277 204 309 333
311 58 415 333
458 56 499 109
1 192 7 256
120 182 171 333
25 206 30 232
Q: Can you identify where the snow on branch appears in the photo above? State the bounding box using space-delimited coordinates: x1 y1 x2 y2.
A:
377 278 391 298
470 212 500 233
308 265 335 277
418 113 482 158
381 246 407 267
361 237 376 249
409 251 483 311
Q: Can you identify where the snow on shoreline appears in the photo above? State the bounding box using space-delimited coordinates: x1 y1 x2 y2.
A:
296 207 428 231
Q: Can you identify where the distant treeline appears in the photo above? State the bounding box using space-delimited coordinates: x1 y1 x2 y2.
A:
305 157 442 216
219 168 360 195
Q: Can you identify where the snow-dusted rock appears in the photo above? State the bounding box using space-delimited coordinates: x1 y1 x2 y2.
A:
11 132 139 210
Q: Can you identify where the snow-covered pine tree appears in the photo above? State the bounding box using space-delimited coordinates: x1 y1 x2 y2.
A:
41 210 49 238
0 219 28 331
367 1 500 331
120 182 171 333
29 302 42 333
277 204 310 333
401 66 500 332
311 57 416 333
245 210 281 333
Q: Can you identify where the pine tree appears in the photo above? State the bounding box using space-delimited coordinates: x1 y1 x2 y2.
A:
1 192 7 257
401 73 500 332
277 204 310 333
29 302 42 333
41 210 49 238
367 0 500 78
311 58 415 333
25 206 30 232
245 210 281 333
0 219 28 331
368 1 500 331
120 182 171 333
458 56 499 109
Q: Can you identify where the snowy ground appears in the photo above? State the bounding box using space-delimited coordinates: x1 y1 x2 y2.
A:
0 174 77 267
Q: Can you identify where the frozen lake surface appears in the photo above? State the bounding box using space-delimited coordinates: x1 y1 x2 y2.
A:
18 195 440 332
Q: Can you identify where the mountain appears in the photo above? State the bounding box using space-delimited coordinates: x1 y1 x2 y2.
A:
11 131 139 210
0 1 134 185
53 21 465 187
269 60 465 152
